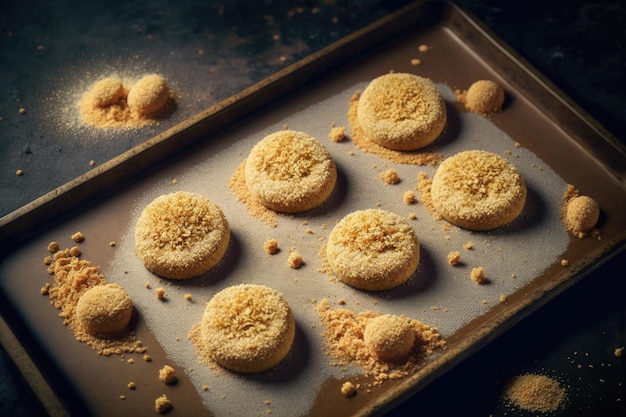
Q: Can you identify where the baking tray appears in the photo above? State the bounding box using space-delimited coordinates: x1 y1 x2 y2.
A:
1 1 625 416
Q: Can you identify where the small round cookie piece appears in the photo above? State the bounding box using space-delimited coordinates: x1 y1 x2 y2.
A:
431 150 526 231
76 284 133 335
244 130 337 213
200 284 295 373
364 314 415 362
566 195 599 233
88 77 125 108
135 191 230 279
326 209 420 291
357 73 446 151
465 80 505 114
127 74 170 115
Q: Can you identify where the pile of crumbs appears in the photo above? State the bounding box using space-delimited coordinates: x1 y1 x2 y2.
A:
316 299 445 387
43 246 145 356
502 373 567 413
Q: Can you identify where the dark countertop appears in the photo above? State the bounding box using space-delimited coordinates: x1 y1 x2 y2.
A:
1 1 624 416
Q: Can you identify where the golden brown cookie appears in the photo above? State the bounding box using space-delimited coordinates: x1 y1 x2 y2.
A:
200 284 295 373
135 191 230 279
357 73 446 150
431 150 526 230
326 209 420 291
244 130 337 213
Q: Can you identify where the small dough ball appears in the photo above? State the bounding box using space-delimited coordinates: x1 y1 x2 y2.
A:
127 74 170 115
566 195 599 233
76 284 133 335
364 314 415 362
89 77 125 108
465 80 504 114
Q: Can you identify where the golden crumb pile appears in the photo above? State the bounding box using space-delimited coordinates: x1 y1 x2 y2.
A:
79 74 175 128
470 266 487 284
503 374 567 413
316 299 445 385
347 92 442 165
416 172 441 220
403 190 416 205
44 248 145 356
154 394 172 414
456 80 505 115
263 239 280 254
447 251 461 266
380 169 400 185
328 125 346 142
158 365 177 384
287 250 304 269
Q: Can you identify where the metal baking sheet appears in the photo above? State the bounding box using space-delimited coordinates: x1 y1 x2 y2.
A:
1 1 625 416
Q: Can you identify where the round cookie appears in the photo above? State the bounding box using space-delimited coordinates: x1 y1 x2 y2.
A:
326 209 420 291
76 284 133 335
357 73 446 151
244 130 337 213
566 195 599 233
200 284 295 373
431 150 527 231
127 74 170 115
135 191 230 279
364 314 415 362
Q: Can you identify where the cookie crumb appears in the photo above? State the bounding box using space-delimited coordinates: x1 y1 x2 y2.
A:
154 394 172 414
328 125 346 143
159 365 177 384
71 232 85 242
615 347 623 358
156 287 166 300
341 381 357 397
470 267 487 284
379 169 400 185
287 250 303 269
447 251 461 266
403 190 416 205
263 239 279 255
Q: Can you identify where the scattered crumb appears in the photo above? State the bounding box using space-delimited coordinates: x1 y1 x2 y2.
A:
156 287 166 300
328 125 346 142
202 384 209 391
287 250 304 269
410 58 422 66
159 365 177 384
184 293 192 301
143 354 152 362
47 242 59 253
18 107 26 114
305 228 315 235
89 160 96 166
128 382 136 390
464 242 474 250
15 169 23 176
379 169 400 185
120 395 126 400
615 347 623 358
447 251 461 266
471 267 487 284
154 394 172 414
403 190 416 205
341 381 357 397
407 213 417 220
109 241 116 247
71 232 85 243
418 44 430 52
499 295 507 303
560 259 569 267
69 246 81 257
128 358 135 364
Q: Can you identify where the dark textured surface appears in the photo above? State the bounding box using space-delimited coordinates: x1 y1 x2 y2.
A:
1 1 624 416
